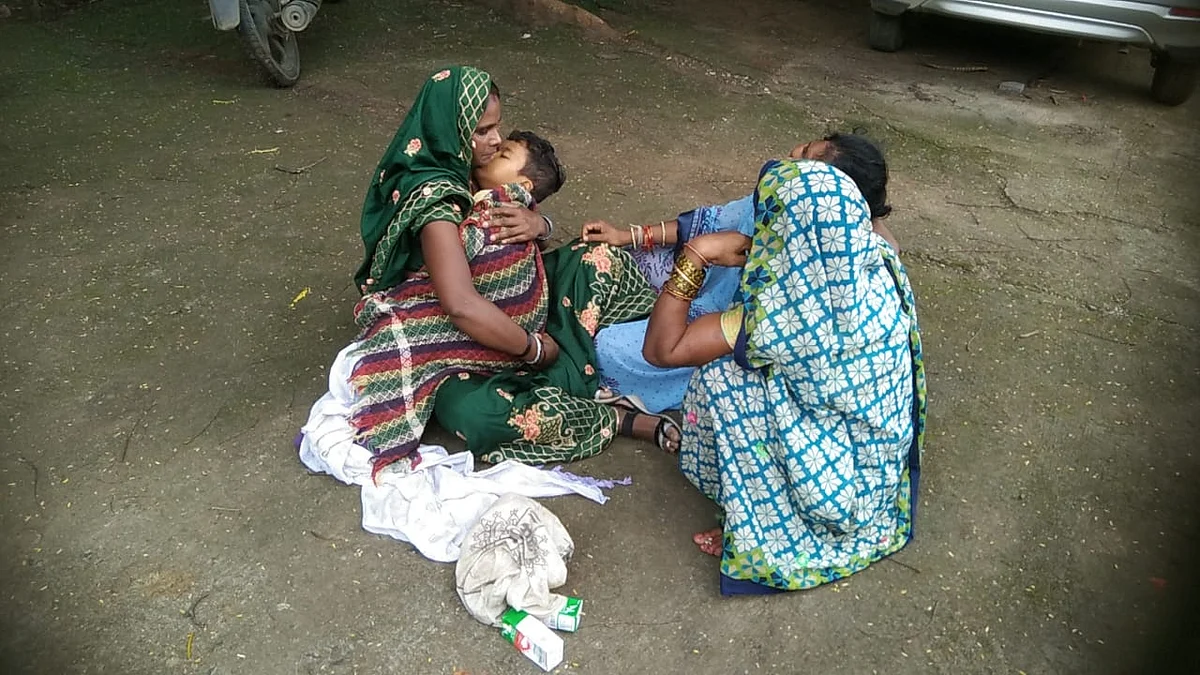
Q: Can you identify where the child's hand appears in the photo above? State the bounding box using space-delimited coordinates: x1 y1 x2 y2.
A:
581 220 629 247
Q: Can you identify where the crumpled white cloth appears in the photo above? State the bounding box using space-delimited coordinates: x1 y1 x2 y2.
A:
455 494 575 627
298 342 614 563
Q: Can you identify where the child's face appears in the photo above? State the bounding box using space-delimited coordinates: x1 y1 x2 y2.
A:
473 139 533 192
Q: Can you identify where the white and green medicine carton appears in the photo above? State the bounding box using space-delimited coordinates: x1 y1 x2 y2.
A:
541 597 583 632
499 608 563 672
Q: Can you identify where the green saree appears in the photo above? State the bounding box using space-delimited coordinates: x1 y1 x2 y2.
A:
434 241 655 464
348 64 655 469
356 65 493 293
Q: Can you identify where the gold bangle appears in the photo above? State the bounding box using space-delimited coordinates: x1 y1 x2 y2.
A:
667 279 699 297
671 264 703 287
670 269 704 293
669 275 700 299
666 266 704 295
660 221 668 244
674 252 707 282
662 278 698 301
670 258 704 282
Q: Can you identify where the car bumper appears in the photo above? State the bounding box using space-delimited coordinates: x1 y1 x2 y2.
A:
875 0 1200 52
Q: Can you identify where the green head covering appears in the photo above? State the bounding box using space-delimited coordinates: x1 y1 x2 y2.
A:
356 66 495 292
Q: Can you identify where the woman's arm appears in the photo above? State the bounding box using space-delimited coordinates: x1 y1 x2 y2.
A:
652 219 680 248
581 219 679 249
643 242 742 368
421 220 538 358
872 218 900 252
643 301 731 368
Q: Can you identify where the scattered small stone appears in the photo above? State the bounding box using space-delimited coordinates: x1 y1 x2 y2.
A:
0 4 11 19
998 81 1026 96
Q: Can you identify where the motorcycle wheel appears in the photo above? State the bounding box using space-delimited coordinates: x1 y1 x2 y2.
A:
237 0 301 87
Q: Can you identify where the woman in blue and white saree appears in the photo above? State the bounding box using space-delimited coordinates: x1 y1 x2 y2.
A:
586 134 902 421
640 158 926 595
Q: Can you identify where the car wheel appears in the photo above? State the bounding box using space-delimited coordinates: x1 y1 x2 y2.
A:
869 10 904 52
1151 54 1197 106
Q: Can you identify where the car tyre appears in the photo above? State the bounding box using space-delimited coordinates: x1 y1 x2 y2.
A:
1151 54 1197 106
869 10 904 52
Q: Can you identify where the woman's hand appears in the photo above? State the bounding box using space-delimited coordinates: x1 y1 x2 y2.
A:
536 333 560 369
523 333 560 370
581 220 630 247
690 232 751 267
490 204 549 245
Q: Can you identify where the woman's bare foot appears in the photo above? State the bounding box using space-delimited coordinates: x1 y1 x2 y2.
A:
615 408 681 453
692 528 723 556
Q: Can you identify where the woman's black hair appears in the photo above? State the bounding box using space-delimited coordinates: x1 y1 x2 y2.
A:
823 133 892 220
489 81 500 98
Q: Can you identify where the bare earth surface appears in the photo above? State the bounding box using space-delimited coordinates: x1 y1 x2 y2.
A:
1 1 1198 673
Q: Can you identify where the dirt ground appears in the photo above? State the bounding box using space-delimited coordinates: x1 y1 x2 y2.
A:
2 1 1198 673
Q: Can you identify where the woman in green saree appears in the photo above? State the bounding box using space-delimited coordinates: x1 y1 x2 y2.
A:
315 65 673 475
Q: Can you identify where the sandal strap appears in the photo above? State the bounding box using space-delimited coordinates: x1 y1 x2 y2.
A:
618 409 637 438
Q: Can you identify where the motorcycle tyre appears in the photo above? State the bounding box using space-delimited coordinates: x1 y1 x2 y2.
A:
237 0 301 88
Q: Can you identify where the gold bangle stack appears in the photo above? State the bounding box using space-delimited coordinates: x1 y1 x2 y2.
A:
662 251 707 301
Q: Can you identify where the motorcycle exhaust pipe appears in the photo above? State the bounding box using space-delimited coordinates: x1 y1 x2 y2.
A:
280 0 321 32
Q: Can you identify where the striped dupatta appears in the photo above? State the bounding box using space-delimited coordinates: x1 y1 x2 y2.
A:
349 184 548 474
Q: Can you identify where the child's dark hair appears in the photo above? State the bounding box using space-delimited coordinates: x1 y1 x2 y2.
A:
822 132 892 219
508 130 566 203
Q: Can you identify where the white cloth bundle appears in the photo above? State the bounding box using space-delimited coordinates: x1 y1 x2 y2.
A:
299 343 612 563
455 494 575 627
